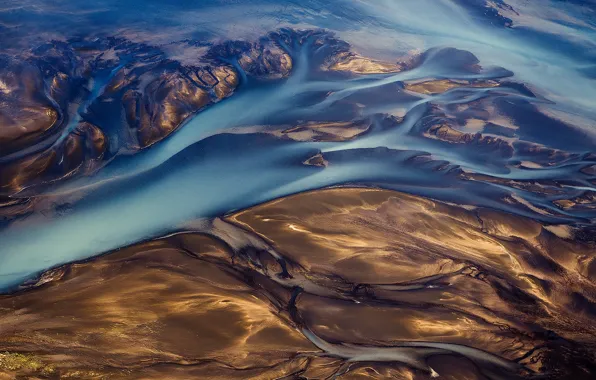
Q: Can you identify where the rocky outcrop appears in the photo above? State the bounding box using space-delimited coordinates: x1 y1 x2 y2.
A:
0 121 106 195
424 121 514 158
0 45 80 156
0 29 369 197
121 65 238 147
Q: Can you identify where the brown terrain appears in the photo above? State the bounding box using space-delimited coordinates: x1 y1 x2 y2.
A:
0 188 595 379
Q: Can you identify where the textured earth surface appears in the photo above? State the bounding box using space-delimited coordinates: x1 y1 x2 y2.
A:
0 1 595 379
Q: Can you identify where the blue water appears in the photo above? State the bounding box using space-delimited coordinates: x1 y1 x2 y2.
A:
0 0 595 289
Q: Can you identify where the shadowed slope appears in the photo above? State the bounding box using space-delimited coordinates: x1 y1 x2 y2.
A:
1 188 595 379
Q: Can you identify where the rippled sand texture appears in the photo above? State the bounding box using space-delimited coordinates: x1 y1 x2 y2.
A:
1 188 595 379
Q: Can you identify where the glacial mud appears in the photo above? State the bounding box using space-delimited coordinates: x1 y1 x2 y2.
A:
1 28 595 290
0 188 595 379
0 1 596 378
